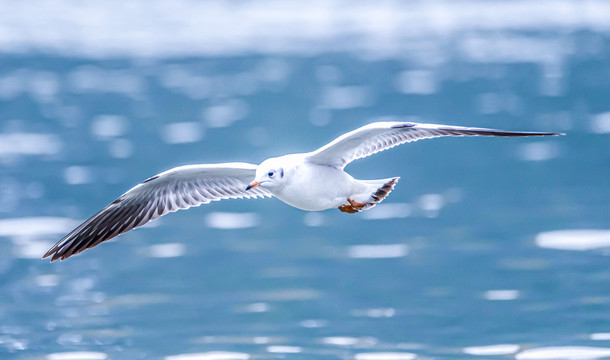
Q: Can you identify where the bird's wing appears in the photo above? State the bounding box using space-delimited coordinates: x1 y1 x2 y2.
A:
305 121 561 168
43 162 270 262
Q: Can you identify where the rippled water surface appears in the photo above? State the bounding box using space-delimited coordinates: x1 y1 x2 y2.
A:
1 1 610 359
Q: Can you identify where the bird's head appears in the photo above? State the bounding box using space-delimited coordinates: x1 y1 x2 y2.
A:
246 158 286 191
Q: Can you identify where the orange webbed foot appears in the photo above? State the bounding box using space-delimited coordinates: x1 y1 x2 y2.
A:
338 198 369 214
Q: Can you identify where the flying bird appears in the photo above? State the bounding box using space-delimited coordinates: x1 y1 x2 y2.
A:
43 121 561 261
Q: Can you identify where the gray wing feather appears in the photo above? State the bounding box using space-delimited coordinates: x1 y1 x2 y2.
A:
43 162 270 262
306 120 561 168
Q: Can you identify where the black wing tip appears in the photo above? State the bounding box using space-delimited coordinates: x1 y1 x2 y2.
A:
141 175 160 184
42 254 60 263
499 131 564 137
484 131 563 137
44 245 86 262
42 247 58 262
391 122 417 129
392 122 565 136
42 247 68 262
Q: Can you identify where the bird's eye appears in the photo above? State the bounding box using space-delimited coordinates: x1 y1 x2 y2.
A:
268 171 275 177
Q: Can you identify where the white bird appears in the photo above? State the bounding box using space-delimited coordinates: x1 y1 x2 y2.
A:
43 121 561 261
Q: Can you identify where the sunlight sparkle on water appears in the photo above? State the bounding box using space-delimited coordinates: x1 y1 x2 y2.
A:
362 203 412 220
46 352 108 360
0 217 77 237
165 352 250 360
205 212 260 229
463 344 520 356
515 346 610 360
161 122 204 144
591 112 610 134
266 346 302 353
536 230 610 251
142 243 187 258
0 133 61 157
348 244 409 259
483 290 520 301
354 352 416 360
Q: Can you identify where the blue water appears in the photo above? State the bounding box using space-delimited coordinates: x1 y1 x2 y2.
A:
1 1 610 359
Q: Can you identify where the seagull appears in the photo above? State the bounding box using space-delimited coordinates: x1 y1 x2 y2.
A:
43 121 561 261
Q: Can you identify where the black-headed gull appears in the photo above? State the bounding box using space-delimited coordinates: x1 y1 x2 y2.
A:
44 121 560 261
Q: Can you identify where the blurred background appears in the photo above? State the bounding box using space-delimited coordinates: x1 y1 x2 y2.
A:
1 1 609 359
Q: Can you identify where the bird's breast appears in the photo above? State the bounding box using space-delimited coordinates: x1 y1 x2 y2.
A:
271 164 353 211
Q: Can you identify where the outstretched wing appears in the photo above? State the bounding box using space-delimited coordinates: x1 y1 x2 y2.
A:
306 121 561 169
43 162 270 262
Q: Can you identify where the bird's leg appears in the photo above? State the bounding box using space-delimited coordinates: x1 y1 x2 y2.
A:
338 198 368 214
338 204 358 213
348 198 367 210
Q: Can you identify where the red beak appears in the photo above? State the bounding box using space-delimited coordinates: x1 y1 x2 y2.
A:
246 181 261 191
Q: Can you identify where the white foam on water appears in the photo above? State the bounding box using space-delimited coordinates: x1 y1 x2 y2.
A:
515 346 610 360
463 344 520 356
536 229 610 251
348 244 409 259
205 212 260 230
354 352 417 360
0 133 61 156
266 346 302 353
165 352 250 360
0 217 77 237
46 352 108 360
161 122 203 144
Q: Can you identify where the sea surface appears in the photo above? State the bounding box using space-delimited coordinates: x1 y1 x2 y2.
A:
1 1 609 359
